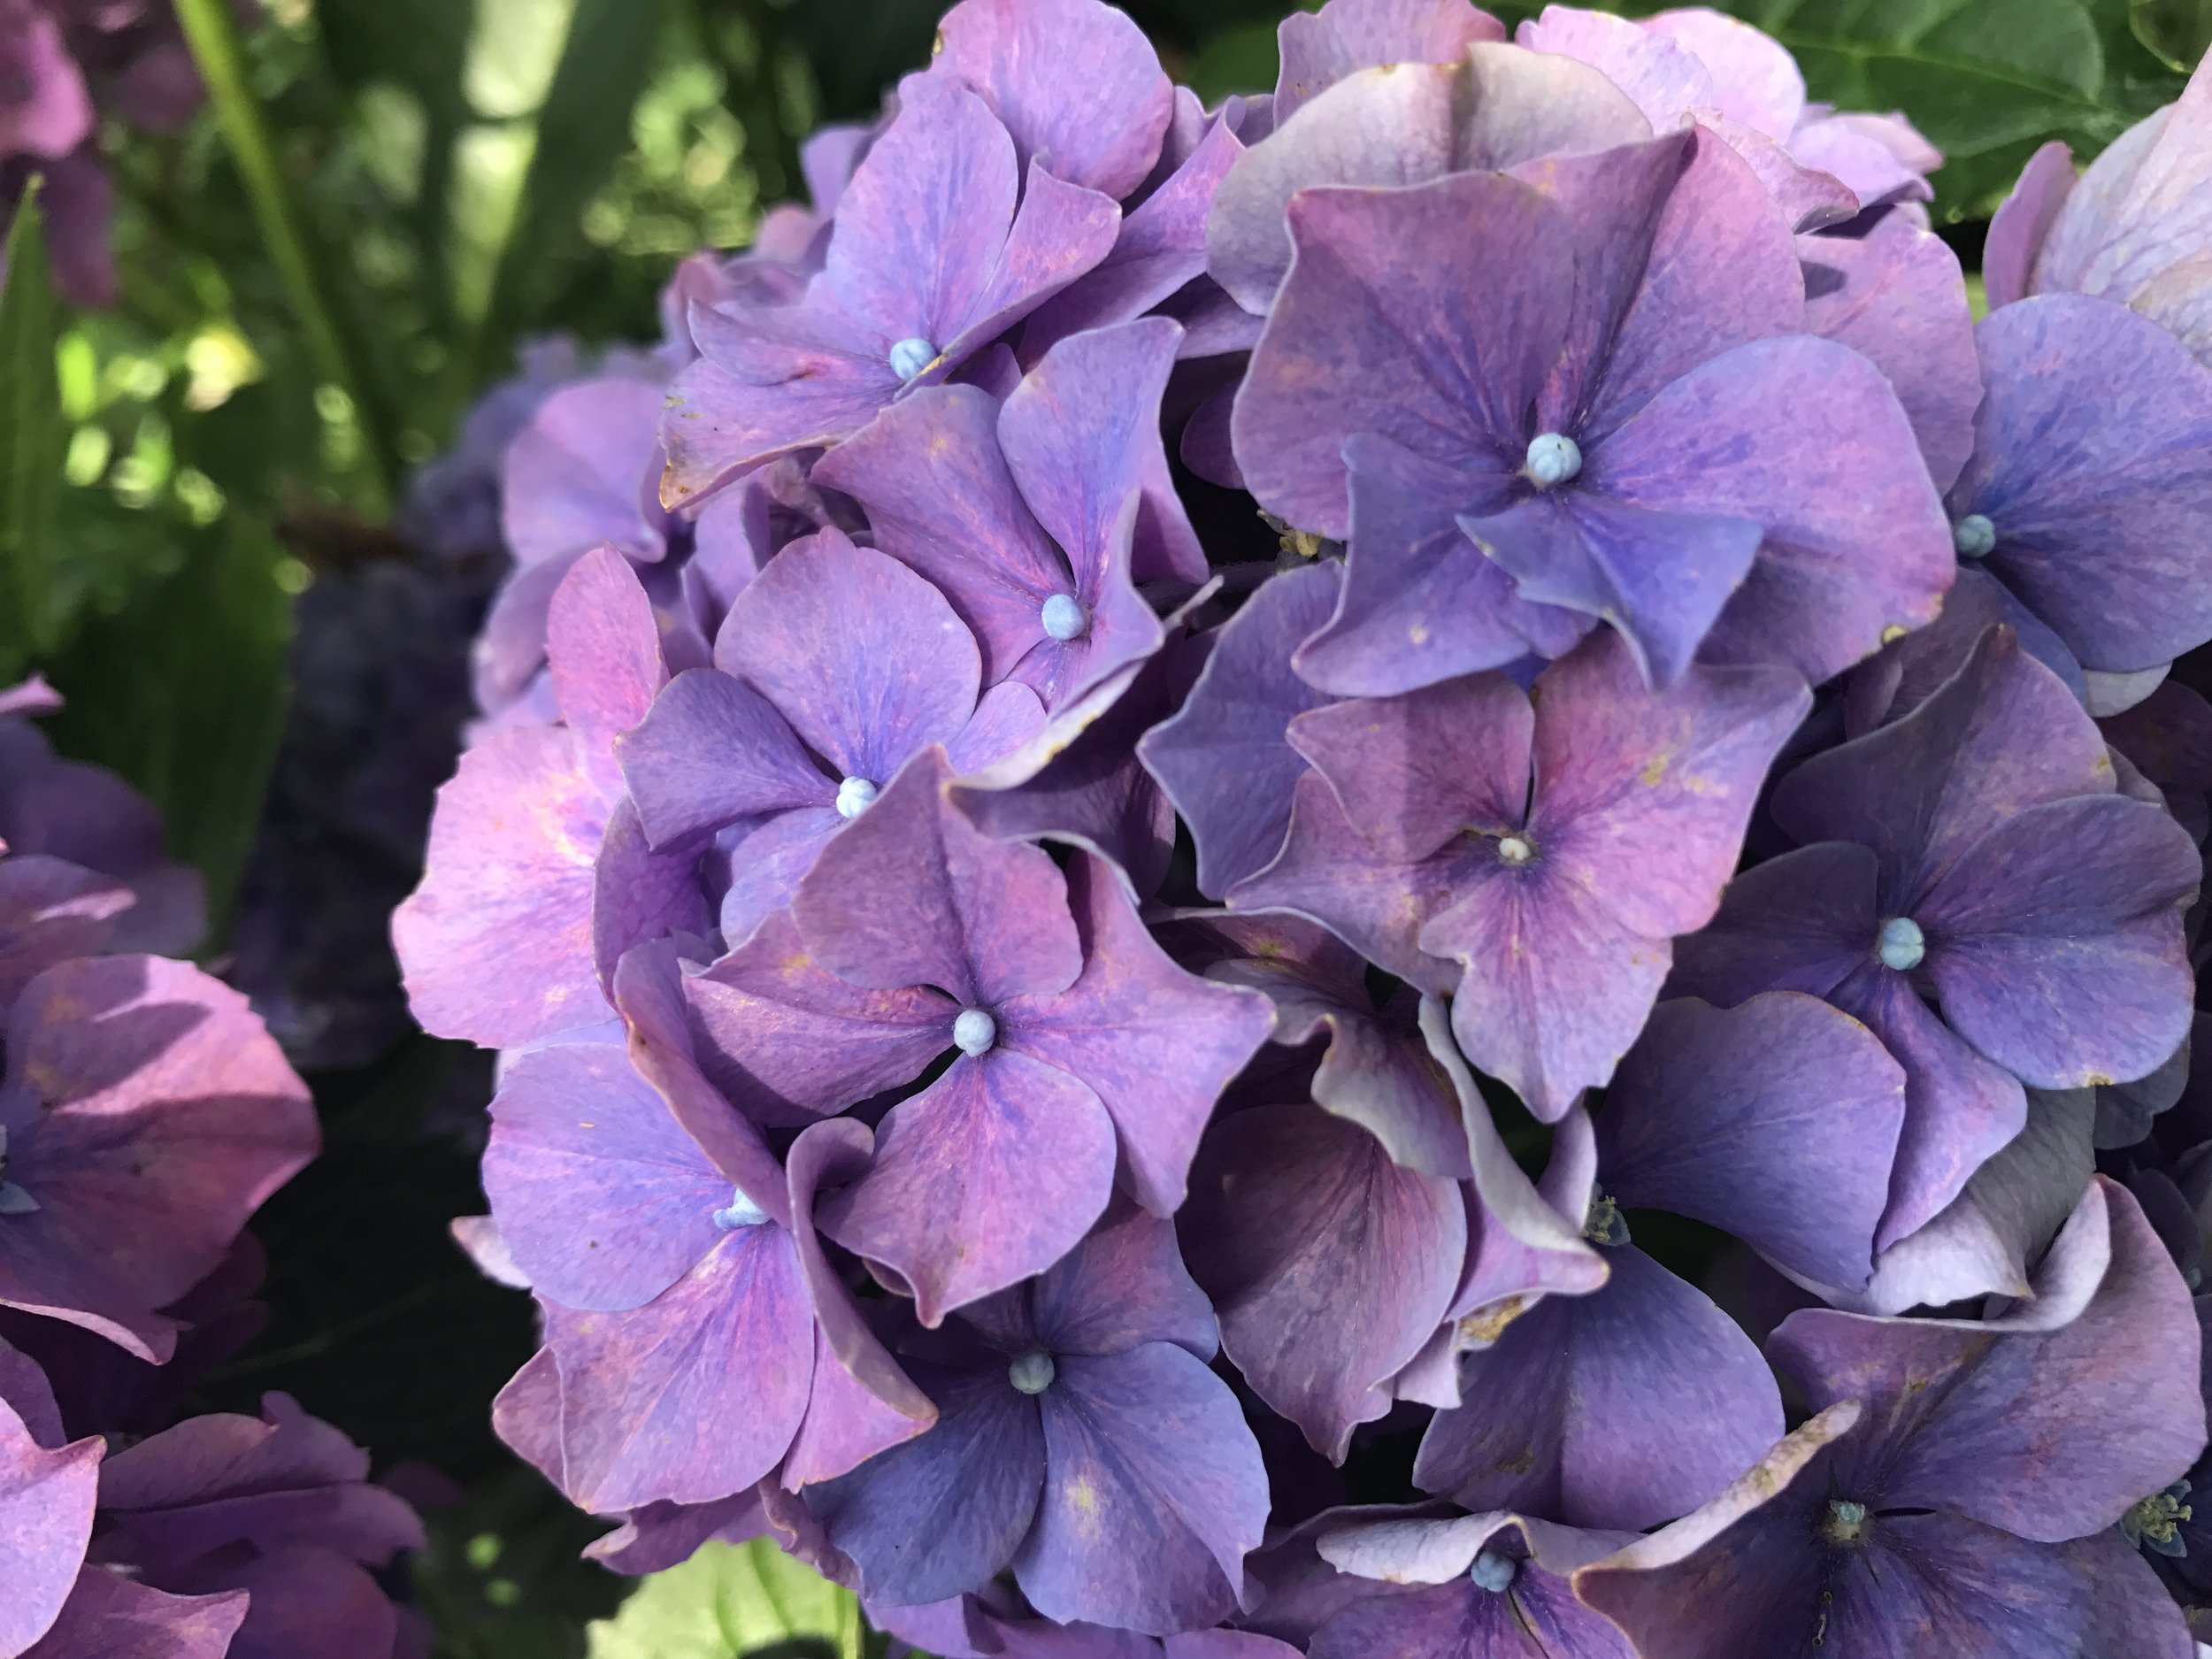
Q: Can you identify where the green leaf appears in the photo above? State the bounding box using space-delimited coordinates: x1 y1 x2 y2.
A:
1186 18 1285 103
477 0 666 365
0 189 65 681
42 513 295 943
2131 0 2212 66
585 1538 867 1659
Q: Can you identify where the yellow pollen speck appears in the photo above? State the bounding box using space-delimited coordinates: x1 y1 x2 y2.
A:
1069 1478 1099 1514
1640 755 1668 786
1880 624 1909 644
1459 1295 1525 1345
1409 624 1431 645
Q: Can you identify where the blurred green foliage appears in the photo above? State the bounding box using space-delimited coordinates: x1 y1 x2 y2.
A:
0 1 2200 1654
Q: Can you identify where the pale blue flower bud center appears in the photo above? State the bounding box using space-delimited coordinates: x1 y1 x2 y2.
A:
1009 1350 1056 1394
1524 433 1583 489
1824 1498 1870 1547
1877 916 1925 972
953 1008 999 1056
1041 593 1088 641
835 776 878 819
888 336 937 381
1953 513 1997 559
1470 1550 1518 1592
1497 834 1533 866
712 1188 769 1230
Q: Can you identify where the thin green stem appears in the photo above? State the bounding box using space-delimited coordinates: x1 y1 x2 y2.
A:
172 0 395 506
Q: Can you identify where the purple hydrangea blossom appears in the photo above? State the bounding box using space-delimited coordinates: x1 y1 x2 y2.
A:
806 1202 1269 1633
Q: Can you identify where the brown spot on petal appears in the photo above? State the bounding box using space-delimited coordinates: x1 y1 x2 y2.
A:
1459 1295 1526 1346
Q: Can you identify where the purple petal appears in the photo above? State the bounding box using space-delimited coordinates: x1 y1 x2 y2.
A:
929 0 1173 199
589 795 710 998
1021 1197 1217 1362
503 380 671 567
793 749 1083 1004
1799 209 1980 494
482 1043 727 1311
1770 626 2112 906
809 1361 1046 1606
1598 334 1952 687
396 726 616 1048
686 909 955 1125
1274 0 1505 117
1599 994 1905 1290
1289 672 1533 865
1139 563 1342 896
1017 1343 1269 1633
0 1399 99 1656
1919 794 2197 1089
1002 852 1275 1213
1413 1240 1782 1530
716 809 846 948
1952 294 2212 673
0 856 132 1008
22 1571 247 1659
818 1051 1118 1325
1184 1104 1464 1461
1002 319 1202 591
1667 840 1882 1007
1984 140 2076 311
616 669 832 851
545 1221 813 1511
1772 1177 2206 1542
0 957 317 1361
716 528 982 782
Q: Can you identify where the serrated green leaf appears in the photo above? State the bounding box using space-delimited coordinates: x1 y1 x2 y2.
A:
585 1538 865 1659
41 513 294 944
0 189 65 680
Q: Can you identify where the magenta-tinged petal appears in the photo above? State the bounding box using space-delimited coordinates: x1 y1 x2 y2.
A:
1951 295 2212 673
1517 6 1712 131
1274 0 1505 116
396 726 616 1048
809 1362 1047 1608
717 529 981 782
1772 1177 2206 1542
545 1221 813 1512
1830 962 2027 1249
810 384 1069 687
1417 1239 1781 1530
502 380 670 567
929 0 1173 199
1017 1343 1269 1634
818 1051 1118 1325
1918 794 2197 1089
0 4 92 157
616 669 832 851
1231 770 1461 995
1184 1104 1464 1461
482 1043 726 1313
589 796 709 998
1771 626 2112 906
781 1118 938 1488
1002 852 1274 1213
793 749 1082 1005
1799 211 1979 494
1985 140 2076 311
1289 672 1533 865
0 1397 99 1656
1234 170 1564 538
1139 565 1341 896
1600 995 1906 1291
1002 319 1202 591
491 1348 565 1488
0 856 131 1008
686 910 954 1125
1594 334 1952 687
0 956 316 1361
23 1570 245 1659
941 161 1124 373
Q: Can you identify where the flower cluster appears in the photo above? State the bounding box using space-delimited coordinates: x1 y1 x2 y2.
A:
1 680 426 1659
398 2 2212 1652
0 0 201 305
